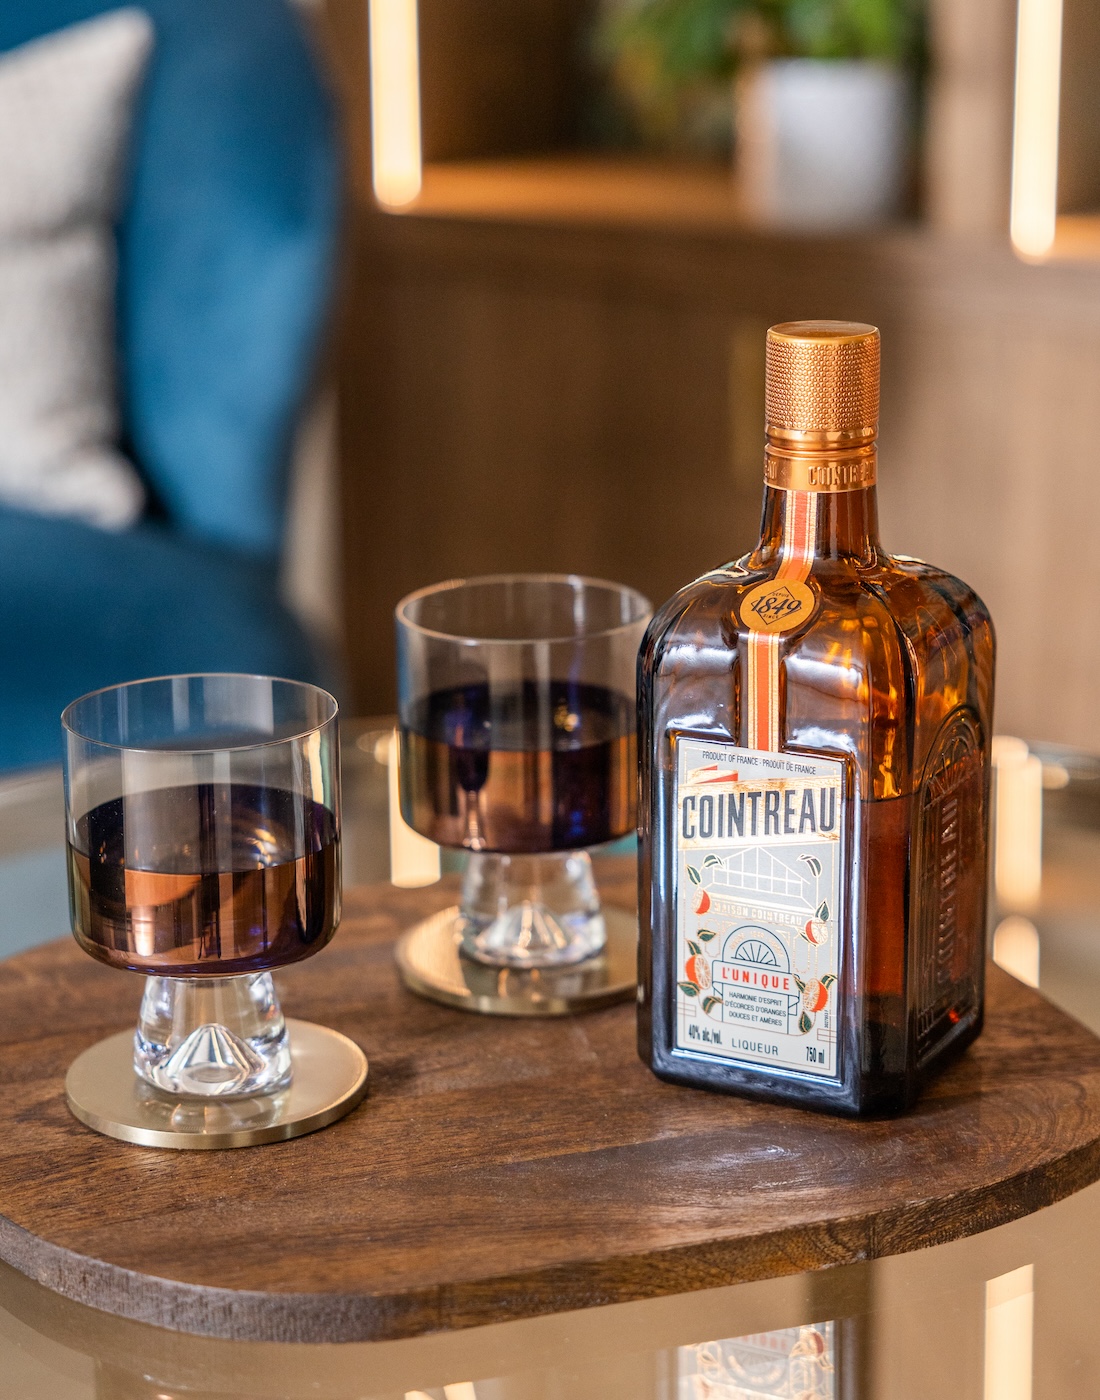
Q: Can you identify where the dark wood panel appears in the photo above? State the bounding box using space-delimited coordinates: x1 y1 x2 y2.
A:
339 184 1100 752
1059 0 1100 214
419 0 592 161
1 861 1099 1341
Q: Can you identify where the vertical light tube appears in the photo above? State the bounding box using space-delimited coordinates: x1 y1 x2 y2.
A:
386 730 440 888
368 0 422 208
1010 0 1064 258
984 1264 1034 1400
993 737 1043 913
993 915 1040 987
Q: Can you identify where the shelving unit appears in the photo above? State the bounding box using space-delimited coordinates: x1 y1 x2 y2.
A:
317 0 1100 753
409 155 749 230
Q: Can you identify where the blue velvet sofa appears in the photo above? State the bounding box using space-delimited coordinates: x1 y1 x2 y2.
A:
0 0 342 771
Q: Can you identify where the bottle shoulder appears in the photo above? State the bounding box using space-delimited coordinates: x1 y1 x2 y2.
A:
864 553 994 638
640 561 758 671
640 551 994 800
856 555 996 717
644 552 993 664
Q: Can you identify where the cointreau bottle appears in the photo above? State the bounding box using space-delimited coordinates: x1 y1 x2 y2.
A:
638 322 994 1116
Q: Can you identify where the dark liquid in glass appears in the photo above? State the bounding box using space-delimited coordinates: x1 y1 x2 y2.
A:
68 783 339 976
400 680 636 852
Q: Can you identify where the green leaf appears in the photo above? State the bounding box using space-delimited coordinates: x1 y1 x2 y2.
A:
599 0 920 98
601 0 745 85
686 865 701 886
703 854 722 867
687 940 702 956
800 855 822 877
816 900 830 922
822 974 837 988
702 996 723 1014
799 1011 813 1034
678 981 700 997
793 976 805 992
697 929 718 942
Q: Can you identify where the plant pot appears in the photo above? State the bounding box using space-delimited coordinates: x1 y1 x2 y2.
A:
734 58 909 230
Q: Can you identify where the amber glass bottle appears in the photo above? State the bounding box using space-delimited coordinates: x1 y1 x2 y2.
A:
638 322 994 1116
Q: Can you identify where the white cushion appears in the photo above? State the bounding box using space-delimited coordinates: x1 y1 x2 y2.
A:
0 10 152 530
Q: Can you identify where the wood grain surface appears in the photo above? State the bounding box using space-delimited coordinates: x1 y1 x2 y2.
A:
0 858 1099 1343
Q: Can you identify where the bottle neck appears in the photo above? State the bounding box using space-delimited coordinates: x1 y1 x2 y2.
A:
754 485 881 566
753 444 882 566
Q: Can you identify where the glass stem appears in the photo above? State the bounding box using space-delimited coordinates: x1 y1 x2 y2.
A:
134 972 291 1099
459 851 607 968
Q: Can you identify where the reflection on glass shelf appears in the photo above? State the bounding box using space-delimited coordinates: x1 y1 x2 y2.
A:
679 1322 836 1399
985 1265 1033 1400
0 767 67 959
1012 743 1100 1033
405 1387 477 1400
375 727 440 888
993 916 1040 989
993 736 1043 913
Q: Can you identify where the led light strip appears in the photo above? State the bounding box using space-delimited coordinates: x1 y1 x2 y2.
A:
1011 0 1064 259
369 0 422 208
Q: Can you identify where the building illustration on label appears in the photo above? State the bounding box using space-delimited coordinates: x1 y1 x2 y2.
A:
674 739 844 1080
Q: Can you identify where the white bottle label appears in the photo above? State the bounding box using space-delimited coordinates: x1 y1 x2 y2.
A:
672 737 845 1081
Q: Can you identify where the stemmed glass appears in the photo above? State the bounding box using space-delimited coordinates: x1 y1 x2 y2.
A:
394 575 651 1012
62 674 366 1147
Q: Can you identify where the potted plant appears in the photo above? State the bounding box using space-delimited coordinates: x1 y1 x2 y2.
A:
599 0 923 229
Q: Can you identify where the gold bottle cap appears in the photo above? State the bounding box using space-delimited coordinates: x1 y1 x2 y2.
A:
765 321 880 452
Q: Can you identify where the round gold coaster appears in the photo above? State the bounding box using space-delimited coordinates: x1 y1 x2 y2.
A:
395 906 637 1016
65 1019 368 1150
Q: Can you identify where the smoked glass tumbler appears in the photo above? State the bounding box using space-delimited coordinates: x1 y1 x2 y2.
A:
62 675 340 1100
396 575 651 967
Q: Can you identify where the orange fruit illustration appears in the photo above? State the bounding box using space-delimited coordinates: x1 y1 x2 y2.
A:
802 978 829 1014
803 918 828 946
685 954 710 989
695 889 711 915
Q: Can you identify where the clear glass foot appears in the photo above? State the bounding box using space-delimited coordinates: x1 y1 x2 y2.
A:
459 851 607 968
134 972 292 1099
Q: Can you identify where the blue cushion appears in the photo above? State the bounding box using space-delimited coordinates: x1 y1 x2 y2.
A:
0 0 341 556
0 509 328 771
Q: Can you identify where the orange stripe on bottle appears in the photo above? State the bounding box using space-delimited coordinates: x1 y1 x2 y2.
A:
745 492 818 751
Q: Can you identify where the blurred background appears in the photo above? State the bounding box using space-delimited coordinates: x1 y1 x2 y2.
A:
324 0 1100 748
1 0 1098 964
3 0 1099 759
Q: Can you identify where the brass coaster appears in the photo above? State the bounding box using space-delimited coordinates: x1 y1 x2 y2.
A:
65 1019 368 1150
396 906 637 1016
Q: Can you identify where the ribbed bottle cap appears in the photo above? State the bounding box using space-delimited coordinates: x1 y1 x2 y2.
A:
765 321 880 450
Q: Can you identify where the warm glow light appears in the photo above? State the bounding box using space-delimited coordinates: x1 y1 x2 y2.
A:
368 0 422 208
985 1265 1033 1400
993 736 1043 913
1010 0 1063 258
385 730 440 888
993 915 1040 988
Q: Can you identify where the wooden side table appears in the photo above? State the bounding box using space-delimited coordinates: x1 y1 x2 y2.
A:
0 860 1097 1343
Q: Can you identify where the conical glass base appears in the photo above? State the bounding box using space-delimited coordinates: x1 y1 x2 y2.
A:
459 851 608 968
134 972 291 1099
